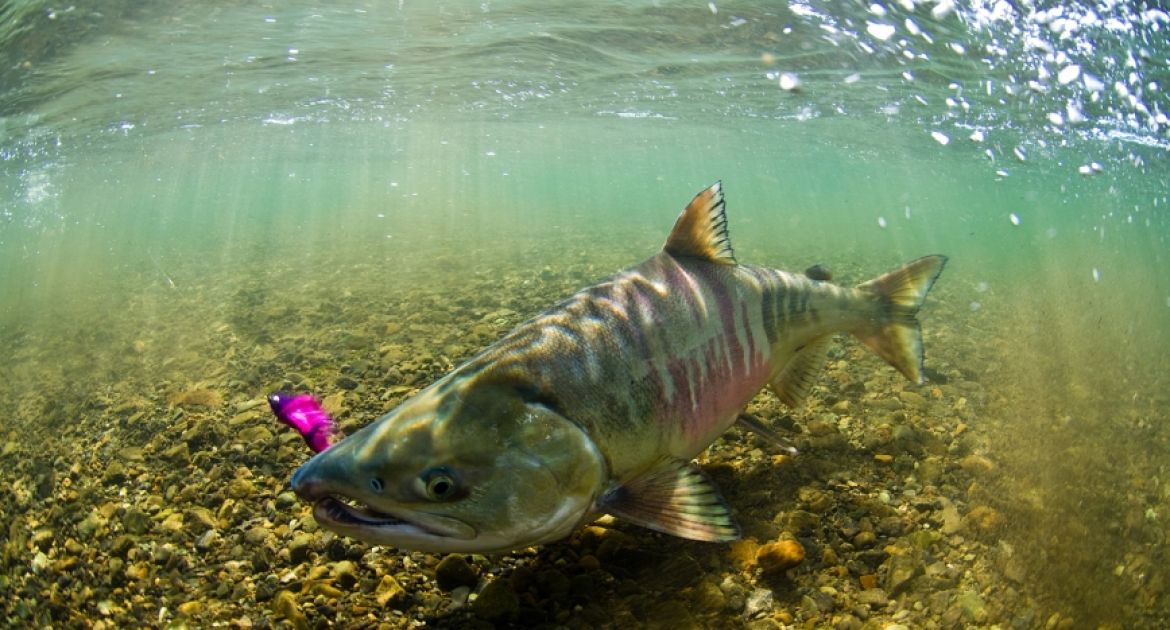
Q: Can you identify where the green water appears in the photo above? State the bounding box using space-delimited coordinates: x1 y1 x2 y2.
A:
2 1 1169 627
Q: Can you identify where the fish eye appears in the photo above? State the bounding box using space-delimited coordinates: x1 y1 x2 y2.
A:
369 477 385 493
417 467 460 501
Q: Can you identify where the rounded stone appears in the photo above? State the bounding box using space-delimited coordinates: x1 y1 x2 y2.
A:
472 578 519 621
122 509 151 535
435 554 478 591
288 533 314 564
757 538 806 574
333 560 359 589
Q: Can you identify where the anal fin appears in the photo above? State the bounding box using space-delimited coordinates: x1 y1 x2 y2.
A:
770 334 833 408
598 458 740 542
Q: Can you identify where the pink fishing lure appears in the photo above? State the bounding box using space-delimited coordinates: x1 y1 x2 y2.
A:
268 391 337 453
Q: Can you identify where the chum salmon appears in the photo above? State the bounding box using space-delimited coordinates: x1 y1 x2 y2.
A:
291 182 947 553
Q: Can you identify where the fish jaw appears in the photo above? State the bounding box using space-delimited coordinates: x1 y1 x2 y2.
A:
292 461 479 551
290 377 609 554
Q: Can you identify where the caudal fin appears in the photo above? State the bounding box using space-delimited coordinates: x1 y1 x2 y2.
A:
855 255 947 384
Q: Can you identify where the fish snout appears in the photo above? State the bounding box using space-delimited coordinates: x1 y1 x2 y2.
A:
290 462 327 500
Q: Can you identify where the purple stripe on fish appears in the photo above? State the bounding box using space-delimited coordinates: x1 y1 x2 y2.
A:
660 257 704 325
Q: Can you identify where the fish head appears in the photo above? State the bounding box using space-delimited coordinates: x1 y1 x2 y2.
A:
290 375 607 553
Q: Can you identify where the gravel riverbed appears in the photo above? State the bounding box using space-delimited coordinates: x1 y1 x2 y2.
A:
2 248 1166 629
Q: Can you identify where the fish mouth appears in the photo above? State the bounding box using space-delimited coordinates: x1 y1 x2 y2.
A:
309 495 475 542
313 496 407 527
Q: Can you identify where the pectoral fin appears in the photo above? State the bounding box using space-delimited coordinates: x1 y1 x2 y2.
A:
598 457 740 542
736 413 799 456
770 334 833 407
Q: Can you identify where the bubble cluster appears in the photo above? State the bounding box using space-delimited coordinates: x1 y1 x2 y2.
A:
770 0 1168 176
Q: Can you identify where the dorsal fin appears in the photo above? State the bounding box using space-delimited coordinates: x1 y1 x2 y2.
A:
663 181 736 265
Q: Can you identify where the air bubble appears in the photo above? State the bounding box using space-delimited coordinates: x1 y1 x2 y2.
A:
931 0 954 20
867 22 896 41
1057 65 1081 84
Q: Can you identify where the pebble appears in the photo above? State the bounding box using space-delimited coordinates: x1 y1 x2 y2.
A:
117 446 145 461
472 578 518 621
272 590 308 630
959 454 997 475
125 562 150 581
938 499 963 534
375 574 409 609
953 589 988 623
884 551 924 596
966 505 1004 532
161 442 190 462
798 486 834 513
898 390 927 408
449 585 471 607
288 533 314 564
30 551 50 573
890 424 918 451
693 580 726 613
102 460 127 484
195 529 219 552
122 509 151 535
275 491 298 510
856 588 889 608
434 553 478 590
160 513 184 534
332 560 359 589
237 426 273 443
224 478 256 500
744 588 774 617
177 600 204 617
757 538 806 574
186 507 218 533
852 530 877 548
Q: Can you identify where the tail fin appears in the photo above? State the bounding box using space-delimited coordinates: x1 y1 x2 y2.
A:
855 255 947 384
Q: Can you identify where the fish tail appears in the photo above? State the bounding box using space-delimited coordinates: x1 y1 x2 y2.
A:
854 255 947 384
